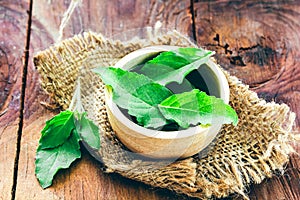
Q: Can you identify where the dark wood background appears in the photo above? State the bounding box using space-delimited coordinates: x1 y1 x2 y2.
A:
0 0 299 199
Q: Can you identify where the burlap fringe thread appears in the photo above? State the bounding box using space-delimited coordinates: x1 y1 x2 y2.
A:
34 31 296 199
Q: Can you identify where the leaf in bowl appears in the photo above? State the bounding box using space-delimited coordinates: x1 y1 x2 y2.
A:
158 89 238 128
93 67 173 128
138 47 215 85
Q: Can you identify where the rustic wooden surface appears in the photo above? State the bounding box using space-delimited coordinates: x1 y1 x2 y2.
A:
0 0 299 199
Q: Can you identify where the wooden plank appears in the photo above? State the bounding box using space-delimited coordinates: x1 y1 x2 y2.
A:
14 0 299 199
15 0 195 199
32 0 193 43
193 0 300 199
193 0 300 128
0 1 29 199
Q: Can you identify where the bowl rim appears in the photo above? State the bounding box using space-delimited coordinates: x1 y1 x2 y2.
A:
106 45 229 139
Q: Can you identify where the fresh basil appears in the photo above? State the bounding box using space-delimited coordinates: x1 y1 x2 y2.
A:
92 67 173 128
93 48 238 128
39 110 75 149
158 89 238 128
138 47 214 85
35 111 100 189
94 47 237 130
35 129 81 189
74 112 100 149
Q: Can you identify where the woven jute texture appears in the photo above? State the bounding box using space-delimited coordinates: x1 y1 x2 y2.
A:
34 30 296 199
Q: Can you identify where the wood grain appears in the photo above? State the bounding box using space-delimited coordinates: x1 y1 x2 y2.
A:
14 0 195 199
193 0 300 128
32 0 193 42
0 1 29 199
193 0 300 199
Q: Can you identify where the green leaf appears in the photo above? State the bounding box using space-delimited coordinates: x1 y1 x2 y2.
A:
35 130 81 189
138 47 214 85
75 112 100 150
158 89 238 128
147 51 190 69
92 67 173 128
176 47 211 62
39 110 75 149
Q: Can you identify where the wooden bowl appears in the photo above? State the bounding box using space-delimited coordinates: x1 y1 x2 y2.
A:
105 46 229 159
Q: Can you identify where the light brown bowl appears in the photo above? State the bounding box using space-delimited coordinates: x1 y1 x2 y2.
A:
105 46 229 159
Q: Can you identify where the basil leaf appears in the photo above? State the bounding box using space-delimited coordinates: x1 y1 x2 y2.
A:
35 130 81 189
146 51 190 69
130 82 172 127
75 112 100 150
39 110 75 149
176 47 211 63
139 47 214 85
93 67 172 128
35 109 101 189
158 89 238 128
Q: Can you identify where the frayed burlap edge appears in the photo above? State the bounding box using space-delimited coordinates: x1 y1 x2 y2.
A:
34 30 296 199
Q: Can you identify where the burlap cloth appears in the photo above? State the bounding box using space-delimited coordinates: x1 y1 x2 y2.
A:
34 30 296 199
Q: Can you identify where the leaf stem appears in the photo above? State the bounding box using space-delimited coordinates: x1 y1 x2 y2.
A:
69 75 84 113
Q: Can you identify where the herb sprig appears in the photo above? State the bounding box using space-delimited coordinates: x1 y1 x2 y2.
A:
35 81 100 189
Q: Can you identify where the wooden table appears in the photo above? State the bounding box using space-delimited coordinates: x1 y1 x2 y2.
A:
1 0 299 199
